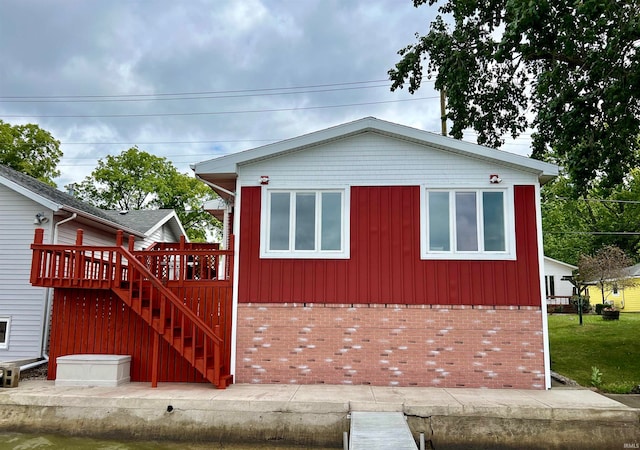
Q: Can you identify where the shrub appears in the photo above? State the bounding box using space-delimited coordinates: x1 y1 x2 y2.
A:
571 296 590 313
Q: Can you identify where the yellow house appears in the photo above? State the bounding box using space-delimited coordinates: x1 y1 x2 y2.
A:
586 263 640 312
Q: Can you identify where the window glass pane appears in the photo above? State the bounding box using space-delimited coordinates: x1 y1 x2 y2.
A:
321 192 342 250
0 321 6 343
295 193 316 250
455 192 478 251
428 191 450 251
483 191 505 251
269 193 290 250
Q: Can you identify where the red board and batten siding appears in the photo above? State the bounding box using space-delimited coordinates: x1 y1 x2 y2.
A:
238 185 541 306
47 288 208 383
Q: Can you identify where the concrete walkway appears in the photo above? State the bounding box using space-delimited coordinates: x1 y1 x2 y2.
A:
1 380 638 449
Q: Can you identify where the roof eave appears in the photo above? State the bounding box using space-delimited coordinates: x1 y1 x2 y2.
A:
0 175 62 211
193 117 559 184
61 206 144 237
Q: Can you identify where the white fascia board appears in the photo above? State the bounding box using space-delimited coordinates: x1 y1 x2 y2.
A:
193 120 370 175
0 176 61 211
193 117 559 182
544 256 578 270
374 119 558 177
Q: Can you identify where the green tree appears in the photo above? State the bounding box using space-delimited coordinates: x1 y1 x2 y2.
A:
0 120 62 185
389 0 640 193
73 147 219 241
541 175 594 266
542 169 640 264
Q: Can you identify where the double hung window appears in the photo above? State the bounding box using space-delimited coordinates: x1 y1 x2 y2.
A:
422 188 514 259
262 189 349 258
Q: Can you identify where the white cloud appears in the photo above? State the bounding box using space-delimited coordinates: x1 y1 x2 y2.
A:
0 1 533 189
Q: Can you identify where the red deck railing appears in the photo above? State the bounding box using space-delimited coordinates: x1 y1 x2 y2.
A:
30 228 234 388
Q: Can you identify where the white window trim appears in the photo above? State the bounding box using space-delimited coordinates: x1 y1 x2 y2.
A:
420 186 516 260
260 187 351 259
0 317 10 350
612 284 620 296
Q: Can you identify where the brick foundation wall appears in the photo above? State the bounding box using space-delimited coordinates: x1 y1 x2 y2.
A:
236 303 546 389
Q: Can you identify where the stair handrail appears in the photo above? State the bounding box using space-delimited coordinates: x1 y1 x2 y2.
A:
116 245 223 345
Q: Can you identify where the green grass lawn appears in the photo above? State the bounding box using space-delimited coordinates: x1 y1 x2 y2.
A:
548 313 640 393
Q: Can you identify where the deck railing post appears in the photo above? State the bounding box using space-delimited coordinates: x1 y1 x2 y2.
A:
75 229 84 245
73 229 84 285
227 235 235 282
116 230 123 247
151 332 159 388
30 229 45 284
128 235 135 252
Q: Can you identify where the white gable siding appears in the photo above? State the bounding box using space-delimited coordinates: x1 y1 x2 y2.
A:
143 224 179 248
237 133 540 188
0 184 50 361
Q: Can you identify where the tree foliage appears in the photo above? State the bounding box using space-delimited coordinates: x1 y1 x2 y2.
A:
542 169 640 265
389 0 640 193
0 120 62 185
577 244 635 304
73 147 219 241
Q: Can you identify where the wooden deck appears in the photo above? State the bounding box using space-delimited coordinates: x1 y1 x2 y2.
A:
349 412 418 449
30 228 235 388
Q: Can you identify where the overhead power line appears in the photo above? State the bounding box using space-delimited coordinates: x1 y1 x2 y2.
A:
0 96 438 119
61 139 279 145
544 231 640 236
554 196 640 205
0 79 393 100
0 83 391 103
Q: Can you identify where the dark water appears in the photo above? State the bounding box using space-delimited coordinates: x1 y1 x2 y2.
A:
0 432 337 449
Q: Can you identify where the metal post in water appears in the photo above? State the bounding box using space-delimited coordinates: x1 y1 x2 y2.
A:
420 432 425 450
343 431 348 450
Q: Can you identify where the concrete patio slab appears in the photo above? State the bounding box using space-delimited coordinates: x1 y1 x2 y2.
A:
0 380 637 449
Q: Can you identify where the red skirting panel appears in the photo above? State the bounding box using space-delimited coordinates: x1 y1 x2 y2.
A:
47 288 207 383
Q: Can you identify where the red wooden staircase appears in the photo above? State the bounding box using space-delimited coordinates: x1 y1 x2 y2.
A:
30 228 234 388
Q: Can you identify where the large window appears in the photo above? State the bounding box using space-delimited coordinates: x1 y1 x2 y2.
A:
262 189 349 258
0 318 9 350
422 189 515 260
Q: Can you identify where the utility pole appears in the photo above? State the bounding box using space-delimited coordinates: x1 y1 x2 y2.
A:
440 89 447 136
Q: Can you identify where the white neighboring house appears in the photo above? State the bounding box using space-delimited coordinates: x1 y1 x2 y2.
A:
544 256 578 305
0 164 187 365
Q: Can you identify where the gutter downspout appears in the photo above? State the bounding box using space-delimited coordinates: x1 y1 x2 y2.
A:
28 212 77 373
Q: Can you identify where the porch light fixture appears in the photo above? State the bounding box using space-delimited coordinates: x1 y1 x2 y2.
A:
489 174 502 184
259 175 270 185
34 212 49 225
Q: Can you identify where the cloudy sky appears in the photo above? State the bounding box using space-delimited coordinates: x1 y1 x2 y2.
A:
0 1 531 189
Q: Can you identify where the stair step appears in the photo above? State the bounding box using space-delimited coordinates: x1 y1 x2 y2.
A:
111 276 225 387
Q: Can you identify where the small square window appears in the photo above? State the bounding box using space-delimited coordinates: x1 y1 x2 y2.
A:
0 318 10 350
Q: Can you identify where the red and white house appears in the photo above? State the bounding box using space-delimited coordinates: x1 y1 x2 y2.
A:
193 117 559 389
